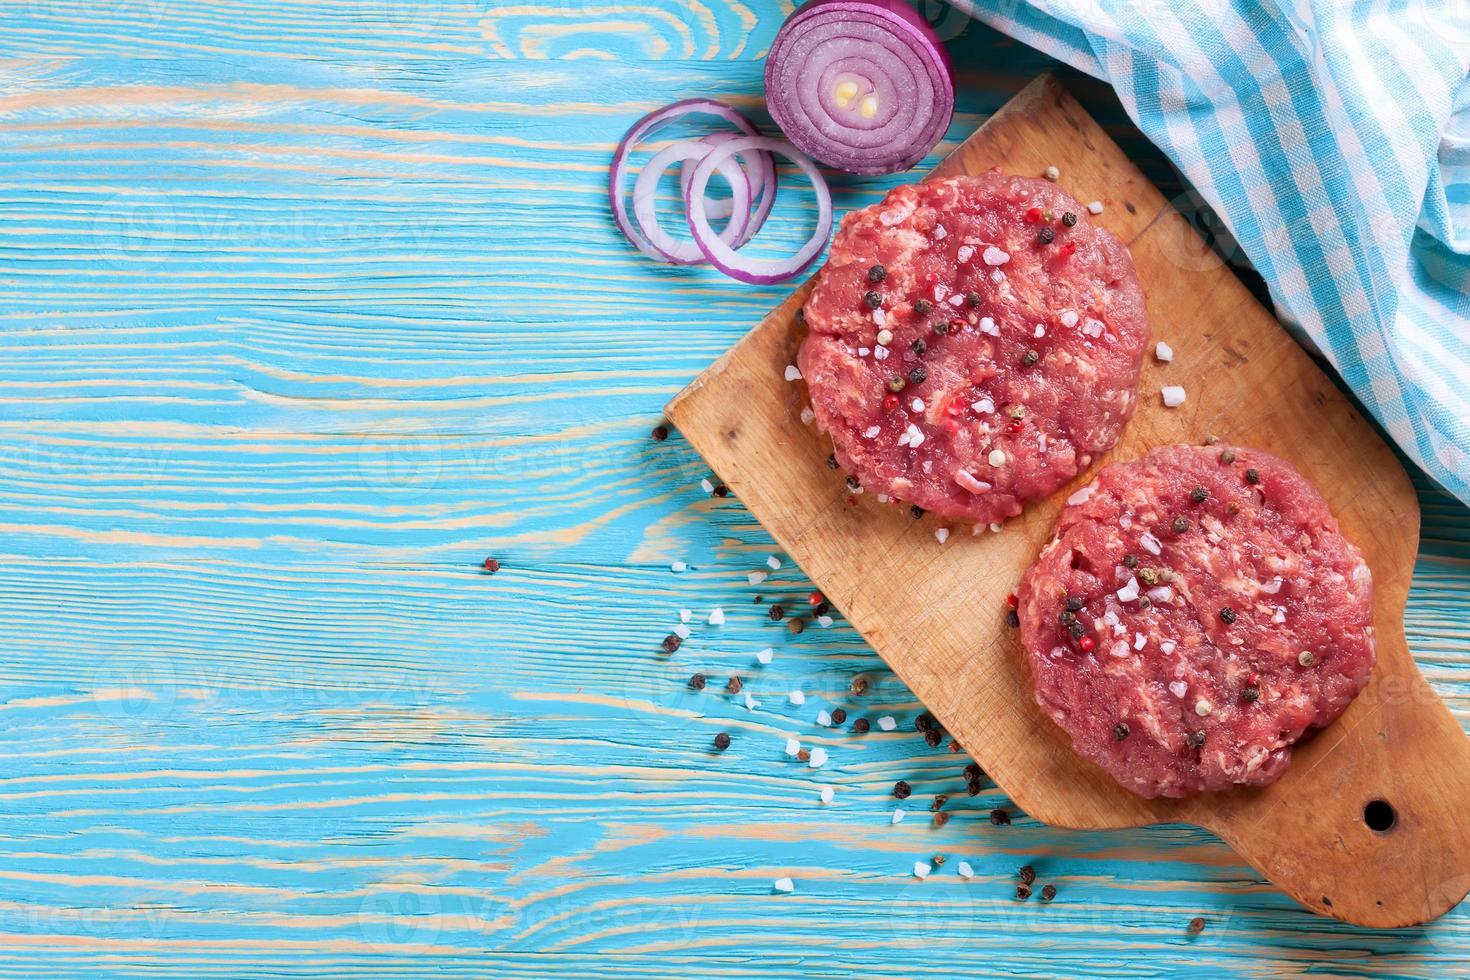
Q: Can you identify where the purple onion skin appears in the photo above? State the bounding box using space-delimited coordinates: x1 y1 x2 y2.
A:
765 0 954 176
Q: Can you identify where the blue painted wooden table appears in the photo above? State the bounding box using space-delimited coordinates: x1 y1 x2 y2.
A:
2 2 1467 976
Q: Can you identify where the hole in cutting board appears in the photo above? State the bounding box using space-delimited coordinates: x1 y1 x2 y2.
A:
1363 799 1397 832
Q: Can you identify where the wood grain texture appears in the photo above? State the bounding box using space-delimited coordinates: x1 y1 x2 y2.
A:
668 75 1470 928
0 2 1466 974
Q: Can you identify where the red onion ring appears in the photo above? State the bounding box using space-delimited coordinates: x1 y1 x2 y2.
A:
684 136 832 285
609 98 776 261
764 0 954 175
633 139 753 265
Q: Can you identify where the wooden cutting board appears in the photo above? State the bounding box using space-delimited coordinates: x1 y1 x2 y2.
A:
666 75 1470 927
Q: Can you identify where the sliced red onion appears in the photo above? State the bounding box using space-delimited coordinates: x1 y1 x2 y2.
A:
633 139 753 265
685 136 832 285
764 0 954 175
610 98 775 260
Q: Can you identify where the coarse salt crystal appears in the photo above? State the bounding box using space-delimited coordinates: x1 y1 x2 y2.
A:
1155 341 1174 362
748 571 768 586
1110 640 1130 658
1134 632 1147 650
1273 606 1286 624
892 808 905 824
911 398 925 412
774 877 795 893
948 293 965 307
874 345 890 361
784 365 802 381
671 560 686 573
935 528 950 544
679 609 691 623
1088 200 1104 214
1083 319 1104 338
1060 309 1079 328
1140 532 1162 555
1116 576 1141 602
800 407 815 425
1161 640 1177 655
744 692 758 710
876 494 890 503
1147 585 1174 604
1067 485 1095 506
873 308 886 326
820 786 834 804
934 283 949 302
957 244 975 263
935 225 947 239
1034 323 1045 338
988 449 1006 467
673 624 691 639
756 647 773 665
816 709 831 727
913 861 931 879
956 861 974 879
864 425 881 439
767 555 781 570
983 245 1010 266
817 614 833 628
974 397 995 413
989 522 1003 533
708 607 725 625
877 715 897 731
788 689 805 706
1161 385 1187 408
905 424 926 447
979 316 998 336
700 478 714 494
1170 680 1188 698
1261 576 1283 595
785 738 800 757
808 746 828 768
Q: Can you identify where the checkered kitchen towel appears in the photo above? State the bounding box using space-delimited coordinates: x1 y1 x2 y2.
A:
952 0 1470 505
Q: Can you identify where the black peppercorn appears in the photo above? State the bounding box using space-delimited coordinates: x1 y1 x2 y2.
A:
853 717 870 733
1220 449 1236 464
689 673 706 690
1062 211 1077 227
893 780 912 800
660 634 681 654
1191 486 1208 503
1022 349 1039 366
1114 722 1130 740
712 483 729 498
910 504 925 519
713 731 731 751
1123 554 1138 568
863 290 883 309
1038 226 1055 245
826 454 839 470
795 307 806 326
814 601 830 616
966 291 981 307
652 425 668 441
1172 516 1190 534
933 320 950 335
911 339 926 354
908 366 927 385
1065 596 1084 612
1007 609 1020 628
1059 610 1076 627
964 762 982 781
1066 618 1085 638
1219 607 1237 624
1246 467 1260 485
1188 730 1206 748
916 713 935 732
867 264 886 283
1242 686 1260 702
914 298 933 316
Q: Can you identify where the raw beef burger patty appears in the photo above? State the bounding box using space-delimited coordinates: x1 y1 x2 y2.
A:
1017 444 1375 799
798 172 1148 524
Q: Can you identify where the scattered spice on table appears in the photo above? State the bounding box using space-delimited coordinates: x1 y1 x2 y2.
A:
932 811 949 828
852 717 870 733
850 675 870 696
931 795 948 811
651 424 668 441
1219 607 1237 624
482 557 500 573
661 634 681 655
797 748 811 762
787 617 806 635
989 808 1011 826
713 732 731 751
689 673 706 690
893 780 913 800
1246 467 1260 485
1018 865 1036 886
1187 916 1206 935
1041 883 1057 902
1173 516 1190 533
923 728 942 747
1015 884 1032 900
712 483 730 497
726 676 743 694
769 605 785 621
830 708 847 724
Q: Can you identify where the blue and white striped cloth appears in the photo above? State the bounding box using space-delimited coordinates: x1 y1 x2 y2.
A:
953 0 1470 505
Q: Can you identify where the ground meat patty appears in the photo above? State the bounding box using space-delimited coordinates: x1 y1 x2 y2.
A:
798 172 1148 524
1017 444 1375 799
